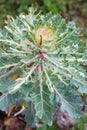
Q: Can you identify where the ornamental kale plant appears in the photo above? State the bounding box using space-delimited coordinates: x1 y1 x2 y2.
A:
0 8 87 126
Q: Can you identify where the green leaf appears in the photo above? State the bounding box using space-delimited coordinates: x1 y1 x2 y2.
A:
47 72 83 118
0 92 22 110
23 102 36 127
30 82 53 125
0 69 22 93
55 85 83 118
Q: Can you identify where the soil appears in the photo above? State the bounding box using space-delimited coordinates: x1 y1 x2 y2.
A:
0 110 36 130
